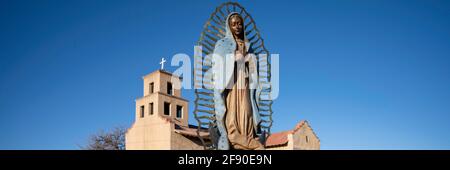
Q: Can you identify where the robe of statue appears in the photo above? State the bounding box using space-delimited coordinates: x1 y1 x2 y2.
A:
211 12 264 150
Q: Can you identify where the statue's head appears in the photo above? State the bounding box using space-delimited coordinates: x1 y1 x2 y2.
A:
228 13 244 38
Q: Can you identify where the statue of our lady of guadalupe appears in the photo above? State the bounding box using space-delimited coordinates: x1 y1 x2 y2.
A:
212 12 264 150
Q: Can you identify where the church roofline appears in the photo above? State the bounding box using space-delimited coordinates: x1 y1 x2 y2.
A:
142 69 182 80
265 120 320 147
157 115 209 138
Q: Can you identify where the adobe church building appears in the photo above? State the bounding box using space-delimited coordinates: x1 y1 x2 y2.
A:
125 69 320 150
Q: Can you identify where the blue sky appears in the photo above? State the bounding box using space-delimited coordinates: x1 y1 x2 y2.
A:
1 0 450 149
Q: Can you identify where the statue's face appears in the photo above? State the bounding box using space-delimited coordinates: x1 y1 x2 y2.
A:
229 15 244 37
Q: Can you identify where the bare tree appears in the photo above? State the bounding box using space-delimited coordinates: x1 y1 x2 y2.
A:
82 126 126 150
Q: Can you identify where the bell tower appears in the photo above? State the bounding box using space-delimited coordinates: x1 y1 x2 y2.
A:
125 69 189 150
138 69 188 125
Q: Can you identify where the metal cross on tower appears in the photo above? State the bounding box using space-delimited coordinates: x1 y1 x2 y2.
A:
159 57 166 70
